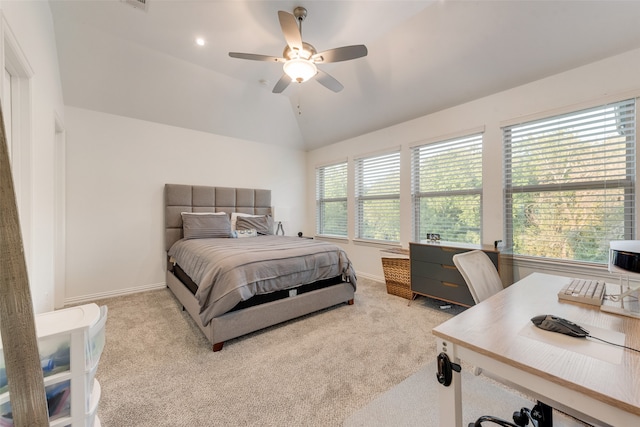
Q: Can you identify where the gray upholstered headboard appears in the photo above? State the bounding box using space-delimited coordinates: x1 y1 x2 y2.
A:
164 184 272 251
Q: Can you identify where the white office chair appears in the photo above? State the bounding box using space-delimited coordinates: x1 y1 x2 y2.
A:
453 250 504 376
452 250 504 304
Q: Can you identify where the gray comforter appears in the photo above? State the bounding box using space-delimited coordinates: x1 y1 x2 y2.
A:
168 236 357 325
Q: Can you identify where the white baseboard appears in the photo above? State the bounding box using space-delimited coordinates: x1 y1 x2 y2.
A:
64 282 167 306
356 271 384 283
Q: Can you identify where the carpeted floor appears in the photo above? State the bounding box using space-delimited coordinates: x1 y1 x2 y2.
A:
94 278 465 426
92 277 588 426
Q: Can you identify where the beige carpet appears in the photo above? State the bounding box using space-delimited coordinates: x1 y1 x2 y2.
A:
94 278 465 426
91 279 596 427
93 278 587 426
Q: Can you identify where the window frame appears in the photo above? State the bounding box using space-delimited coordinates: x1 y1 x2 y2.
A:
410 132 484 244
354 149 401 243
315 161 348 238
502 98 636 263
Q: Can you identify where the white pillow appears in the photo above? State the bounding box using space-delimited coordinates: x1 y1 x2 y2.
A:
231 212 262 231
236 228 258 238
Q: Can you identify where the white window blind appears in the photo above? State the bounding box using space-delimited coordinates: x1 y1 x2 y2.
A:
411 133 483 243
355 151 401 242
503 98 636 263
316 162 348 237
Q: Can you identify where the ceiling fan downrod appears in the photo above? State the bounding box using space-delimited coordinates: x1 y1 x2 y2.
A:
293 7 307 34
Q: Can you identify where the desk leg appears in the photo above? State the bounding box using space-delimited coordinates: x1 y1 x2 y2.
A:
408 292 417 307
533 401 553 427
437 339 463 427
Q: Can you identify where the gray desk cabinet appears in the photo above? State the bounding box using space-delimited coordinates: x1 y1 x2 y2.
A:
409 241 499 307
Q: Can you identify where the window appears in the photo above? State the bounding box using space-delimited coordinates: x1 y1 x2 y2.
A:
411 133 483 243
503 98 636 263
316 162 348 237
355 151 400 242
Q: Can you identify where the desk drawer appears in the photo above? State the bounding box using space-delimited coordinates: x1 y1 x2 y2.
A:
410 244 467 265
411 260 465 285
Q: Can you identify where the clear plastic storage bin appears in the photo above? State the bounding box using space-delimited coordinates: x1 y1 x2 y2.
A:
0 303 106 427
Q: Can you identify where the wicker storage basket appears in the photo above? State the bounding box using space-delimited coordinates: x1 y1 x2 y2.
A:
381 248 412 299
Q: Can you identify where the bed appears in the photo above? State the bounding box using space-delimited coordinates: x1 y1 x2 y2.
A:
164 184 356 351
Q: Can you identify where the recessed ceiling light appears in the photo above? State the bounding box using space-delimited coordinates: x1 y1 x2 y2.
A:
195 38 205 46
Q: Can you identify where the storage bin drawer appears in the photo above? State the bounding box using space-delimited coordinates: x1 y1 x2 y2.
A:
0 336 70 396
86 306 108 371
0 380 71 425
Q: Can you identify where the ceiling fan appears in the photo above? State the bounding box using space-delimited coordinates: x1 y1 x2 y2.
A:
229 7 368 94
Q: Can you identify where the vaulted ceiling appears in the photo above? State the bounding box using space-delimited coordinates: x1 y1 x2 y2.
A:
49 0 640 151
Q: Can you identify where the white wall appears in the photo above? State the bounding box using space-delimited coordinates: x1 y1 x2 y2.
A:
10 0 639 304
306 48 640 283
0 1 65 313
64 107 307 304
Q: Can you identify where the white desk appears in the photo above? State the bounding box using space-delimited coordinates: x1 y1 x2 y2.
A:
432 272 640 427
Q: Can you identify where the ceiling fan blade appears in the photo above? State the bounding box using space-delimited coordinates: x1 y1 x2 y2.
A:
315 69 343 93
229 52 284 62
312 45 368 63
278 10 303 52
272 74 292 94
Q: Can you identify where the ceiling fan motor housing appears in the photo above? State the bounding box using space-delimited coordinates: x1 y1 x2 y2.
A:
283 42 317 60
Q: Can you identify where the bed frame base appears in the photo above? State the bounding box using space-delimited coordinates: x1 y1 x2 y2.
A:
166 270 355 352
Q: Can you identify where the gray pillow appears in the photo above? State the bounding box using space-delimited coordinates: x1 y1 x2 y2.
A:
182 213 232 239
236 215 274 235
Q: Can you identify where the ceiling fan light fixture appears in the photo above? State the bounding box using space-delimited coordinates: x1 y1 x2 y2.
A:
229 8 367 93
283 58 317 83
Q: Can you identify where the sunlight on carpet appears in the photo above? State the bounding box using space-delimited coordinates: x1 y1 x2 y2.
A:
345 363 590 427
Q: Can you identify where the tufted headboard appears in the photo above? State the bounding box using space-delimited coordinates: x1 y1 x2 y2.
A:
164 184 272 251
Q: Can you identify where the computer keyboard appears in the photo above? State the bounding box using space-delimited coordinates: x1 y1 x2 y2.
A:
557 278 605 306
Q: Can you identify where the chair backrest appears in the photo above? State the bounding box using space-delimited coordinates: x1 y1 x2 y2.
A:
452 250 504 304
